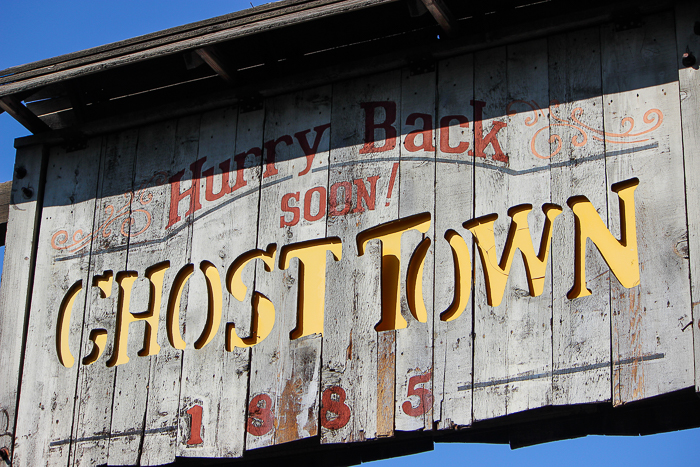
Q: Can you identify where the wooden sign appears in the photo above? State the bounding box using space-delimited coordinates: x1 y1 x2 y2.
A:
1 6 699 466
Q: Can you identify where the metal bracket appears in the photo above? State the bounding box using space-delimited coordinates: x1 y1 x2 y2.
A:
613 14 644 32
240 94 264 113
409 58 436 76
62 130 88 153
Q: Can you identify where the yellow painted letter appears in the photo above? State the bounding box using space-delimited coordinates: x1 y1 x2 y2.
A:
465 204 562 307
440 230 472 322
56 280 82 368
567 178 640 299
356 212 431 331
194 261 223 349
107 262 169 366
167 264 193 350
226 245 276 349
280 238 342 339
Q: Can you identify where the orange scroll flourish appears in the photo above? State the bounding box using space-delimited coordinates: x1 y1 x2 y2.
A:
51 172 168 253
506 100 663 160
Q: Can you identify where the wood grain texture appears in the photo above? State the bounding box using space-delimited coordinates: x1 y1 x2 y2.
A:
601 10 694 404
70 129 138 467
139 114 202 466
432 53 474 430
106 119 176 467
0 145 47 459
321 70 402 444
175 108 238 459
0 181 12 225
9 10 700 460
175 105 256 459
12 139 102 467
675 0 700 395
472 39 554 421
549 28 611 406
246 86 331 450
395 66 436 432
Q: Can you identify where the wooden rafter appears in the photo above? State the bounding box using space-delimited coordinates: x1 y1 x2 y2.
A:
65 81 87 124
195 46 237 85
0 96 51 134
420 0 460 37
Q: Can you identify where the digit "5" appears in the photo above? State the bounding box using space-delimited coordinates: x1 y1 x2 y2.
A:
401 372 433 417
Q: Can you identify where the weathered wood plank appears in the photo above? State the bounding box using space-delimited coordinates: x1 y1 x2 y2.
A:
432 53 474 430
471 39 553 421
12 139 102 467
106 119 176 467
246 86 331 450
0 180 12 225
675 0 700 395
549 27 611 406
69 129 138 467
322 71 402 444
175 105 257 459
601 10 694 404
139 114 201 466
471 45 509 422
394 66 436 432
0 145 47 459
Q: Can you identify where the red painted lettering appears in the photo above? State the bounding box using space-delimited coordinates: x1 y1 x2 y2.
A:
203 159 231 202
402 372 433 417
352 175 380 214
304 186 327 222
247 394 274 436
329 181 353 216
470 100 508 162
404 113 435 152
320 386 351 430
280 192 301 227
167 157 206 229
186 404 203 445
439 115 470 154
359 102 397 154
263 135 294 178
295 123 331 176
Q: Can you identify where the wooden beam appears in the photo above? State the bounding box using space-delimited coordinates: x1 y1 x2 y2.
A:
420 0 460 37
0 96 51 134
0 180 10 247
65 81 88 124
195 47 237 85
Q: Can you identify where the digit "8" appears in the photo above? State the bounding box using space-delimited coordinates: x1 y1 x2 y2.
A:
247 394 274 436
320 386 351 430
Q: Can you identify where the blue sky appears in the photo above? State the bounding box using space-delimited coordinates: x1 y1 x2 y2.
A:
0 1 698 465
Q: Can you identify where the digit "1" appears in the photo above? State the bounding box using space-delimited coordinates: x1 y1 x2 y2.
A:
402 372 433 417
320 386 351 430
186 405 203 445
